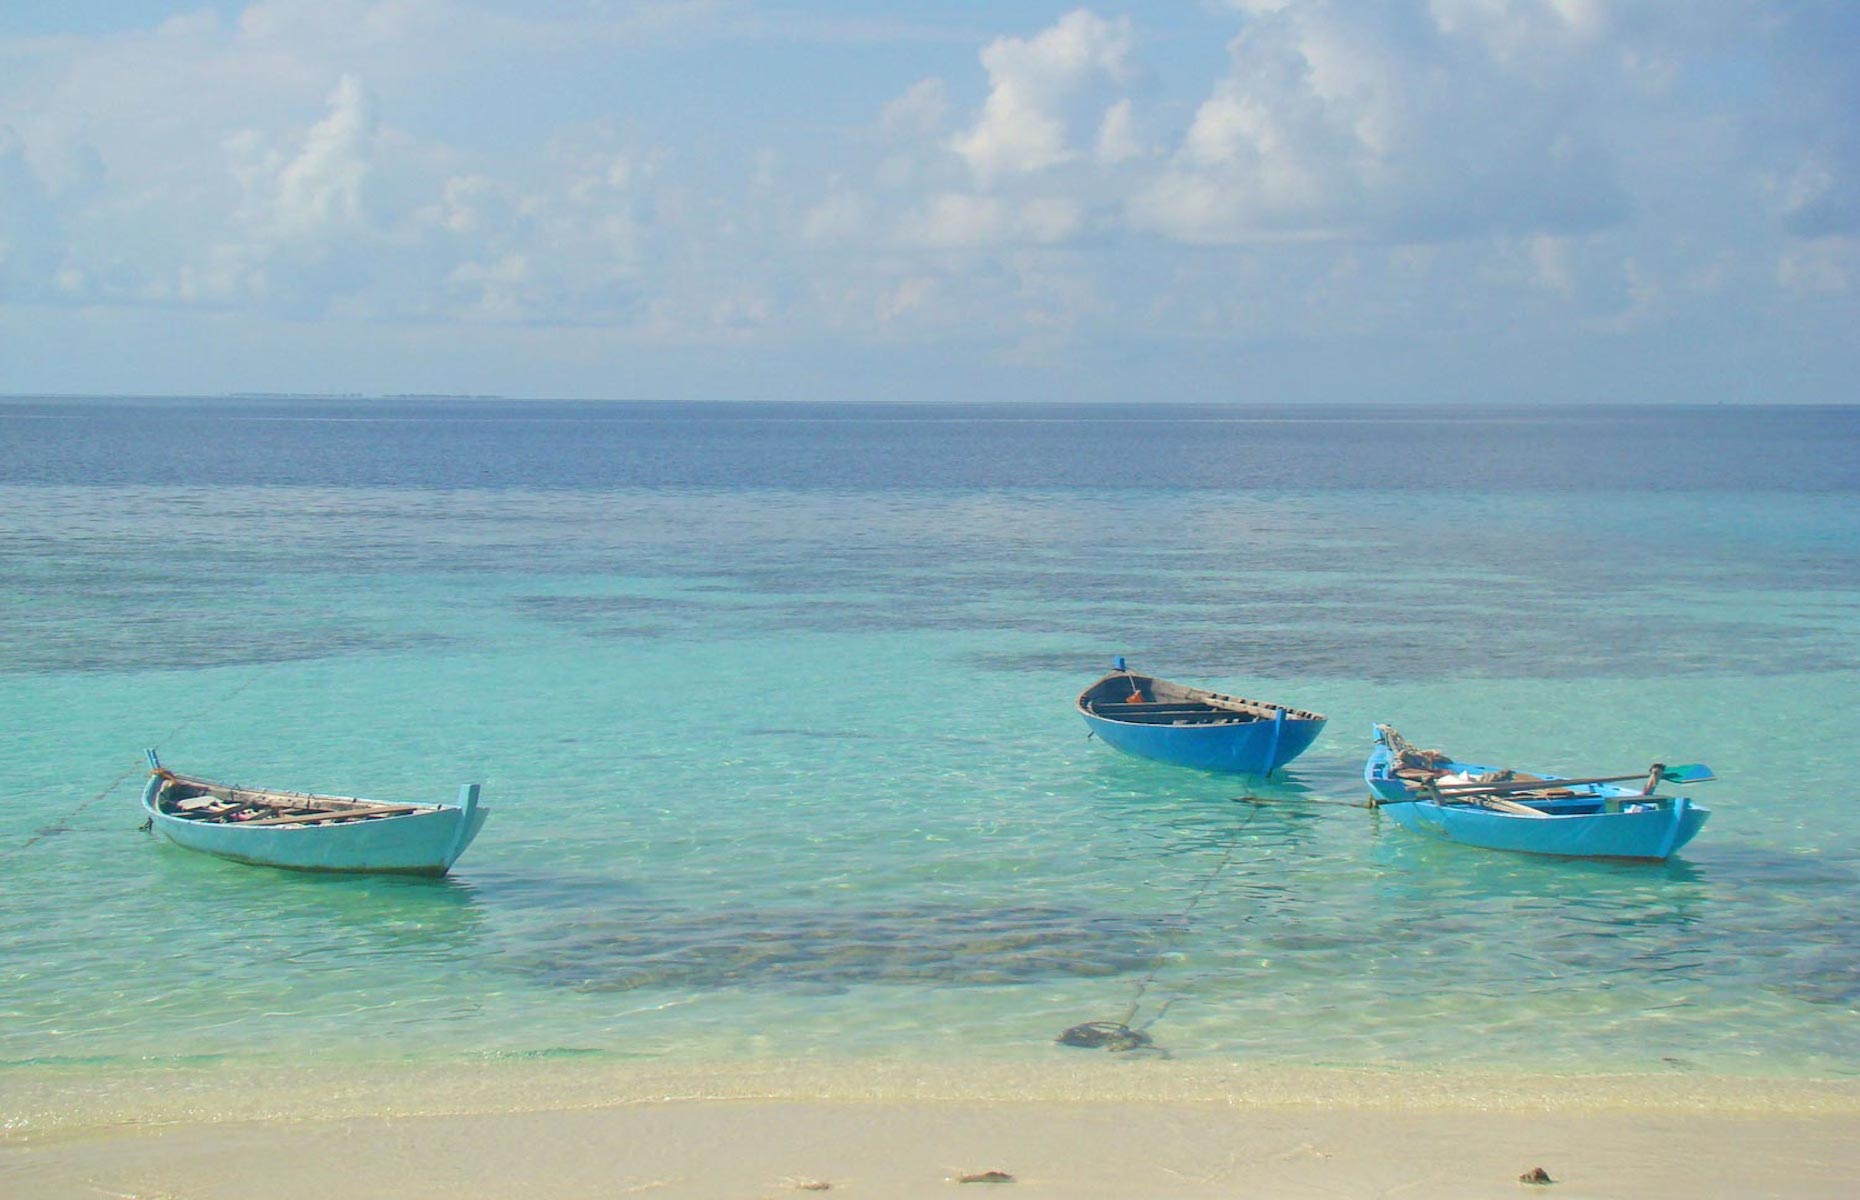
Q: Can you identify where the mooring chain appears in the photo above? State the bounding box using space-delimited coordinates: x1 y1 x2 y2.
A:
1 670 264 860
1057 796 1265 1055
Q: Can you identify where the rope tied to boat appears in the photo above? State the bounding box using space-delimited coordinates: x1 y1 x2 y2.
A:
1056 796 1264 1056
1 671 263 860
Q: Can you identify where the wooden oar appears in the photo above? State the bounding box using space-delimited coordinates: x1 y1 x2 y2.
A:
1432 763 1713 797
1380 789 1549 817
1432 774 1641 795
1418 778 1554 817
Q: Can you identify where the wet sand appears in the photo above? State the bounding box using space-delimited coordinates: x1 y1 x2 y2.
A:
5 1060 1858 1199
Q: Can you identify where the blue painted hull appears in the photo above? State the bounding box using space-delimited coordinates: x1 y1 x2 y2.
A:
1364 736 1709 861
1080 709 1325 774
143 767 487 876
1077 668 1325 776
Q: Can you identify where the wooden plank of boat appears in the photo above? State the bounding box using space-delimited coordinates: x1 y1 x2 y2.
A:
1424 779 1550 817
1173 690 1305 720
153 772 431 826
1092 709 1251 726
241 804 424 827
1097 704 1235 712
1472 797 1552 817
193 791 373 813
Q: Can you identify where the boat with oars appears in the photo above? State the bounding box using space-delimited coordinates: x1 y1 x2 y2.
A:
1364 725 1712 861
141 750 487 876
1076 659 1326 776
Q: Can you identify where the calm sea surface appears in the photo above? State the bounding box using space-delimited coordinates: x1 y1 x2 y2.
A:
2 398 1858 1081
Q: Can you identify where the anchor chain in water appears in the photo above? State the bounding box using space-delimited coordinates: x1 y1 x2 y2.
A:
0 671 263 861
1056 796 1265 1056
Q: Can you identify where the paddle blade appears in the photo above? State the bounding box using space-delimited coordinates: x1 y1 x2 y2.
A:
1660 763 1714 784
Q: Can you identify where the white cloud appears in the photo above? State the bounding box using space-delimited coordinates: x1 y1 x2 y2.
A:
1772 151 1860 239
1528 234 1575 295
1427 0 1606 68
904 192 1008 247
1 1 1857 400
273 75 375 240
1094 99 1142 164
448 251 533 321
1130 0 1628 245
0 126 64 300
420 173 500 236
882 78 951 139
1019 196 1086 243
951 9 1132 182
899 191 1083 249
803 192 875 247
168 75 391 313
877 276 936 323
1778 238 1857 296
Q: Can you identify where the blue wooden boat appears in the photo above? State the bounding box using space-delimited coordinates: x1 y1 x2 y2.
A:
141 751 487 876
1364 725 1712 861
1076 660 1325 776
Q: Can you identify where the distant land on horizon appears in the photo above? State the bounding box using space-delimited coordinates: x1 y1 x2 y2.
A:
1 393 1854 410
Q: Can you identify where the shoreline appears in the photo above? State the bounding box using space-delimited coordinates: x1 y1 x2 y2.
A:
9 1055 1860 1135
5 1060 1859 1199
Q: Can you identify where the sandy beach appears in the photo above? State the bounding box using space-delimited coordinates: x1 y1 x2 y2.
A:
6 1060 1857 1199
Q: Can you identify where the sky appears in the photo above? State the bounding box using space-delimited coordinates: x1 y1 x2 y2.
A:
1 0 1856 404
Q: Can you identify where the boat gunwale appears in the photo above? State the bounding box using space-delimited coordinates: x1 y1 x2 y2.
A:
1365 745 1706 819
1074 670 1325 726
149 771 450 820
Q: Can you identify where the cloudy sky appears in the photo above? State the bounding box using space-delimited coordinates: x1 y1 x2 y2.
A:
2 0 1856 403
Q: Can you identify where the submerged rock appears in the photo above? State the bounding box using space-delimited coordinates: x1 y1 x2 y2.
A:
499 901 1174 993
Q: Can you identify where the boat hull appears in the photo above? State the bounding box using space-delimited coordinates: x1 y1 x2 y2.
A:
142 773 487 876
1364 739 1709 861
1080 708 1325 775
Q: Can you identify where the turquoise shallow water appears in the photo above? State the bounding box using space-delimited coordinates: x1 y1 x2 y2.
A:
3 401 1859 1082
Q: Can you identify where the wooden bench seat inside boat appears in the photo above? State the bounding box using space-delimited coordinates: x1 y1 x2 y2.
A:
1091 701 1262 722
241 805 422 827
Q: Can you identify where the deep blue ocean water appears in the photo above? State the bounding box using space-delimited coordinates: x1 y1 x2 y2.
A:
2 398 1858 1082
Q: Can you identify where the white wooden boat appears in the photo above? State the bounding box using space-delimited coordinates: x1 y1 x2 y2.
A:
141 751 487 875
